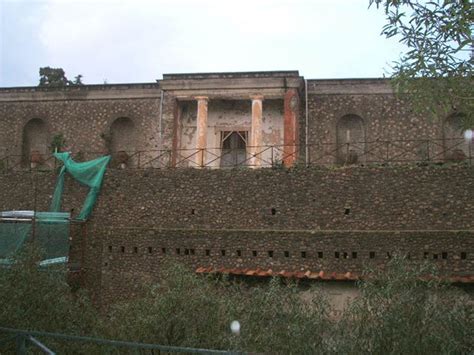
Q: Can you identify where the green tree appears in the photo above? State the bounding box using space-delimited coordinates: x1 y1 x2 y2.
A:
370 0 473 128
72 74 84 85
38 67 84 87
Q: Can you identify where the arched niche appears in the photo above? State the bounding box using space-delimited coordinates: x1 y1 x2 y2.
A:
444 113 470 161
336 114 366 164
109 117 136 165
22 118 49 166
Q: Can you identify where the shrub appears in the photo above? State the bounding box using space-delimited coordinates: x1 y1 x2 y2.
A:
335 257 473 354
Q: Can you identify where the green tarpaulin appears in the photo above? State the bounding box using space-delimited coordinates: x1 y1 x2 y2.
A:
0 153 110 265
50 152 111 220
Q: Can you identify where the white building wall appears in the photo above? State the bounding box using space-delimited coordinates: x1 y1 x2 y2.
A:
179 99 284 168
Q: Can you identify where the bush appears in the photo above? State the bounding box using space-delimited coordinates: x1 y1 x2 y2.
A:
335 257 473 353
0 245 100 353
0 252 472 354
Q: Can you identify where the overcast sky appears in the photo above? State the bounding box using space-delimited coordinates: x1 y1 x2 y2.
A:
0 0 407 87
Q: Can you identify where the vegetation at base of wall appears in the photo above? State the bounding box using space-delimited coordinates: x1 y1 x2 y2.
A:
0 247 472 353
0 246 101 353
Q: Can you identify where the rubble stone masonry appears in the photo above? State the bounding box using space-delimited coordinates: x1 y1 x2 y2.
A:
0 165 472 303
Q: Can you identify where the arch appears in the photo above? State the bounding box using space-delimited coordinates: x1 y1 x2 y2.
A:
336 114 365 164
21 118 49 166
109 117 136 153
444 113 470 161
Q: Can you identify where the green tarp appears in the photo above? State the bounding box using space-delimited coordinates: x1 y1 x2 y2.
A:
50 152 111 220
0 212 70 265
0 153 110 265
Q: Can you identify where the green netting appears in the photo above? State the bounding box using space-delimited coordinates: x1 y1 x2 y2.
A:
0 212 70 266
0 153 109 265
35 213 70 264
50 152 111 221
0 223 31 261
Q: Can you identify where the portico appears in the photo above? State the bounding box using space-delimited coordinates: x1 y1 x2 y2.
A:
159 71 303 168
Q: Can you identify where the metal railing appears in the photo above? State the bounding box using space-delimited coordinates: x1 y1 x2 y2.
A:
0 327 240 354
0 138 471 171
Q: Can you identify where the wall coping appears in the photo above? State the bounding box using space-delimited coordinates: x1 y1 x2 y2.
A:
0 76 395 101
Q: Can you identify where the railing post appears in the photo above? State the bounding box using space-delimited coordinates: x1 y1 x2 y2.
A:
307 144 311 167
345 143 349 164
16 334 26 355
200 149 205 168
469 141 472 166
271 146 274 167
426 140 430 162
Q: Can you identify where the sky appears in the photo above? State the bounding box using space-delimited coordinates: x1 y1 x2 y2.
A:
0 0 408 87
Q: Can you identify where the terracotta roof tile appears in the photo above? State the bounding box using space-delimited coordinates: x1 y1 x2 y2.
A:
195 266 360 281
195 267 474 283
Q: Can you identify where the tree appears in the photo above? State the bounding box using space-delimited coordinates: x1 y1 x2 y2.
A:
369 0 473 128
72 74 84 85
38 67 84 87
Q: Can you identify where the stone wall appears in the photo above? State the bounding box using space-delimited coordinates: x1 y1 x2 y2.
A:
85 165 474 231
0 165 474 230
305 79 452 165
0 165 473 304
97 228 474 304
1 78 467 169
0 84 162 167
2 165 473 232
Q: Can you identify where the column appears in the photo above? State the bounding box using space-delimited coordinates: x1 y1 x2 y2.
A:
250 95 264 168
171 98 181 167
283 89 299 167
195 96 208 167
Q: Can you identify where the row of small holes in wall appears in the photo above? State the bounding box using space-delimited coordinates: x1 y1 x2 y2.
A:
108 246 468 260
190 208 351 216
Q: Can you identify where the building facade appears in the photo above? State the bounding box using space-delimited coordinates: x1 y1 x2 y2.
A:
0 71 472 304
0 71 470 170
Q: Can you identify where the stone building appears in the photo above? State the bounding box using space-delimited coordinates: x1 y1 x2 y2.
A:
0 71 470 170
0 71 472 305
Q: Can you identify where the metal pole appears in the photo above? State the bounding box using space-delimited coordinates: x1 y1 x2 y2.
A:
469 140 472 166
15 335 26 355
426 140 430 162
159 89 164 146
81 222 87 288
28 336 56 355
31 166 38 242
305 79 309 167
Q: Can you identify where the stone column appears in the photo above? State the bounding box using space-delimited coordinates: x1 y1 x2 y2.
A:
283 89 299 167
171 98 181 168
195 96 208 167
250 95 264 168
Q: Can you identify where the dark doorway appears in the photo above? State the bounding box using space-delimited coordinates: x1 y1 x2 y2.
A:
220 131 247 167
